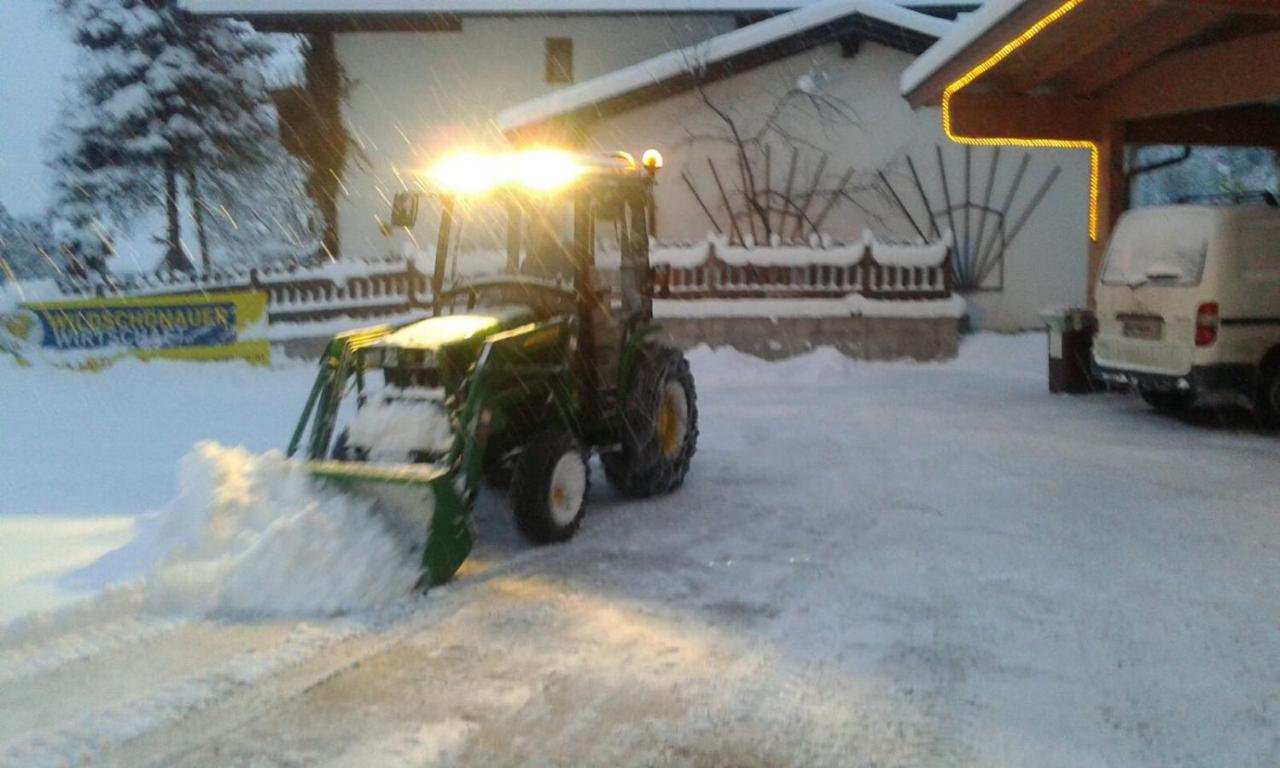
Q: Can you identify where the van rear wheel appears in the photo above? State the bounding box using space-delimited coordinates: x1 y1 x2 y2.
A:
1255 363 1280 427
1139 386 1194 415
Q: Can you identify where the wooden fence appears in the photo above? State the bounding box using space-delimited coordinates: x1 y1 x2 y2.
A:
50 241 952 324
652 242 953 301
57 260 435 323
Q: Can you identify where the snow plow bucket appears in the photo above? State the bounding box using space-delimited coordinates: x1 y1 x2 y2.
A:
307 460 473 588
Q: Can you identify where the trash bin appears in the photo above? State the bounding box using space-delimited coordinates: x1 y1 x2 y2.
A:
1040 307 1095 395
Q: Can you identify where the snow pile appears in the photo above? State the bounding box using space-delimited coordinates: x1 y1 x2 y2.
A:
142 442 422 616
68 442 420 619
348 387 454 461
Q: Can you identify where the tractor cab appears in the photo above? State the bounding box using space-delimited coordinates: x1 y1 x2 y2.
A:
288 148 697 588
378 148 664 413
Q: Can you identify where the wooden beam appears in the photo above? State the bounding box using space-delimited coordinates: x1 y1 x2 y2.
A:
1089 119 1127 306
1107 29 1280 120
903 0 1064 107
996 0 1161 93
1125 104 1280 147
948 92 1101 142
1186 0 1280 13
1058 5 1223 96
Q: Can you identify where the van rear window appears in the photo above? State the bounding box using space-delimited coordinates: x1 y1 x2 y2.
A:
1101 210 1209 287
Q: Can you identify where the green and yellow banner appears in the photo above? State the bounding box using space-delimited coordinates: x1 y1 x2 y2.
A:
4 291 270 367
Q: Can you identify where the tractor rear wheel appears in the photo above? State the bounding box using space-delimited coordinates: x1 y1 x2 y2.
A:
603 345 698 497
511 428 589 544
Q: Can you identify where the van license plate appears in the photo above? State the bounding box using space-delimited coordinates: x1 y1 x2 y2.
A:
1122 318 1163 341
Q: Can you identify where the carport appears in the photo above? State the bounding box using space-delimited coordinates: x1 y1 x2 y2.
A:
901 0 1280 300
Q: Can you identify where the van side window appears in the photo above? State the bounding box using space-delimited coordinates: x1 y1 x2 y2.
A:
1238 218 1280 282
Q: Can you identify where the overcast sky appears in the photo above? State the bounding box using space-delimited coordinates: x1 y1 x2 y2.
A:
0 1 78 218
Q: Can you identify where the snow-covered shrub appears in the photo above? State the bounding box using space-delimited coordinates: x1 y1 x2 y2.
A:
49 0 319 274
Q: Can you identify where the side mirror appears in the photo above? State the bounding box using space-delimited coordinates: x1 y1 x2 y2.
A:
390 192 420 229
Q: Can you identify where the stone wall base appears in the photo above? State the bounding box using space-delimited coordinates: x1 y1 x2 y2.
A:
656 316 960 361
278 316 960 362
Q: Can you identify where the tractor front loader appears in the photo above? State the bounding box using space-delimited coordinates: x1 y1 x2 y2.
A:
286 149 698 587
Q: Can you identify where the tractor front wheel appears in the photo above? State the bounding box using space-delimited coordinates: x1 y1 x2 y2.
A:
603 345 698 497
511 428 589 544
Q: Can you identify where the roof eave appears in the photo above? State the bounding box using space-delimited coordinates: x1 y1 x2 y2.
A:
500 3 951 135
900 0 1059 106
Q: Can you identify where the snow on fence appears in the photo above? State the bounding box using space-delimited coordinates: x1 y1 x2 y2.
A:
53 257 435 323
652 236 952 302
43 234 952 325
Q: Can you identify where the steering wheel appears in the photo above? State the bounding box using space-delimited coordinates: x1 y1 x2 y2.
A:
437 284 481 311
439 278 574 313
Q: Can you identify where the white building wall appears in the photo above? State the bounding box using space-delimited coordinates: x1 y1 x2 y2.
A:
332 15 736 261
582 42 1092 330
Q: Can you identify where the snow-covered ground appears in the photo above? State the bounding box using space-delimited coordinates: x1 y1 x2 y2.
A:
2 335 1279 767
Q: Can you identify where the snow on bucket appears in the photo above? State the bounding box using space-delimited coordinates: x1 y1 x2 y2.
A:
22 442 425 628
137 442 423 617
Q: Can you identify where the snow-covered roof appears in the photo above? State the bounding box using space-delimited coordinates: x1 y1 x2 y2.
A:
185 0 978 15
899 0 1026 97
496 0 951 133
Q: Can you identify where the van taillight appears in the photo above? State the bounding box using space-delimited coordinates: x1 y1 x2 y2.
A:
1195 302 1219 347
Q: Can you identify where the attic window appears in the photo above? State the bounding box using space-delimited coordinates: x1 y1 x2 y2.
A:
546 37 574 84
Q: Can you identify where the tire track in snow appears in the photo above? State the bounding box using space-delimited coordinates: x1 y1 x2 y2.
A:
0 616 187 688
96 544 608 768
0 620 364 768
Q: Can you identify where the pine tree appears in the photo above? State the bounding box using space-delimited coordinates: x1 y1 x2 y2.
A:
52 0 280 273
0 203 59 282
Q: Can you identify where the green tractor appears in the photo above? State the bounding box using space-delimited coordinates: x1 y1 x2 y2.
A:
287 149 698 587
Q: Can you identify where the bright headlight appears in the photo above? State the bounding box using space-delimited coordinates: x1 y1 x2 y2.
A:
425 149 585 195
511 149 584 191
427 152 507 195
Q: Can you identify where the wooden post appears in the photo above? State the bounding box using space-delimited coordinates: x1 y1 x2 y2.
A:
302 32 347 261
1090 118 1128 306
405 259 421 309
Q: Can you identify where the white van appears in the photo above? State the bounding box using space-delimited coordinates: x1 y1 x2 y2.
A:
1093 203 1280 423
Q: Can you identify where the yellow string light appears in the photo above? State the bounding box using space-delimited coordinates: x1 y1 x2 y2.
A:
941 0 1100 240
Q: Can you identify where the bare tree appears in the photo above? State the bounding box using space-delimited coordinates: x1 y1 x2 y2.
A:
672 51 890 246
